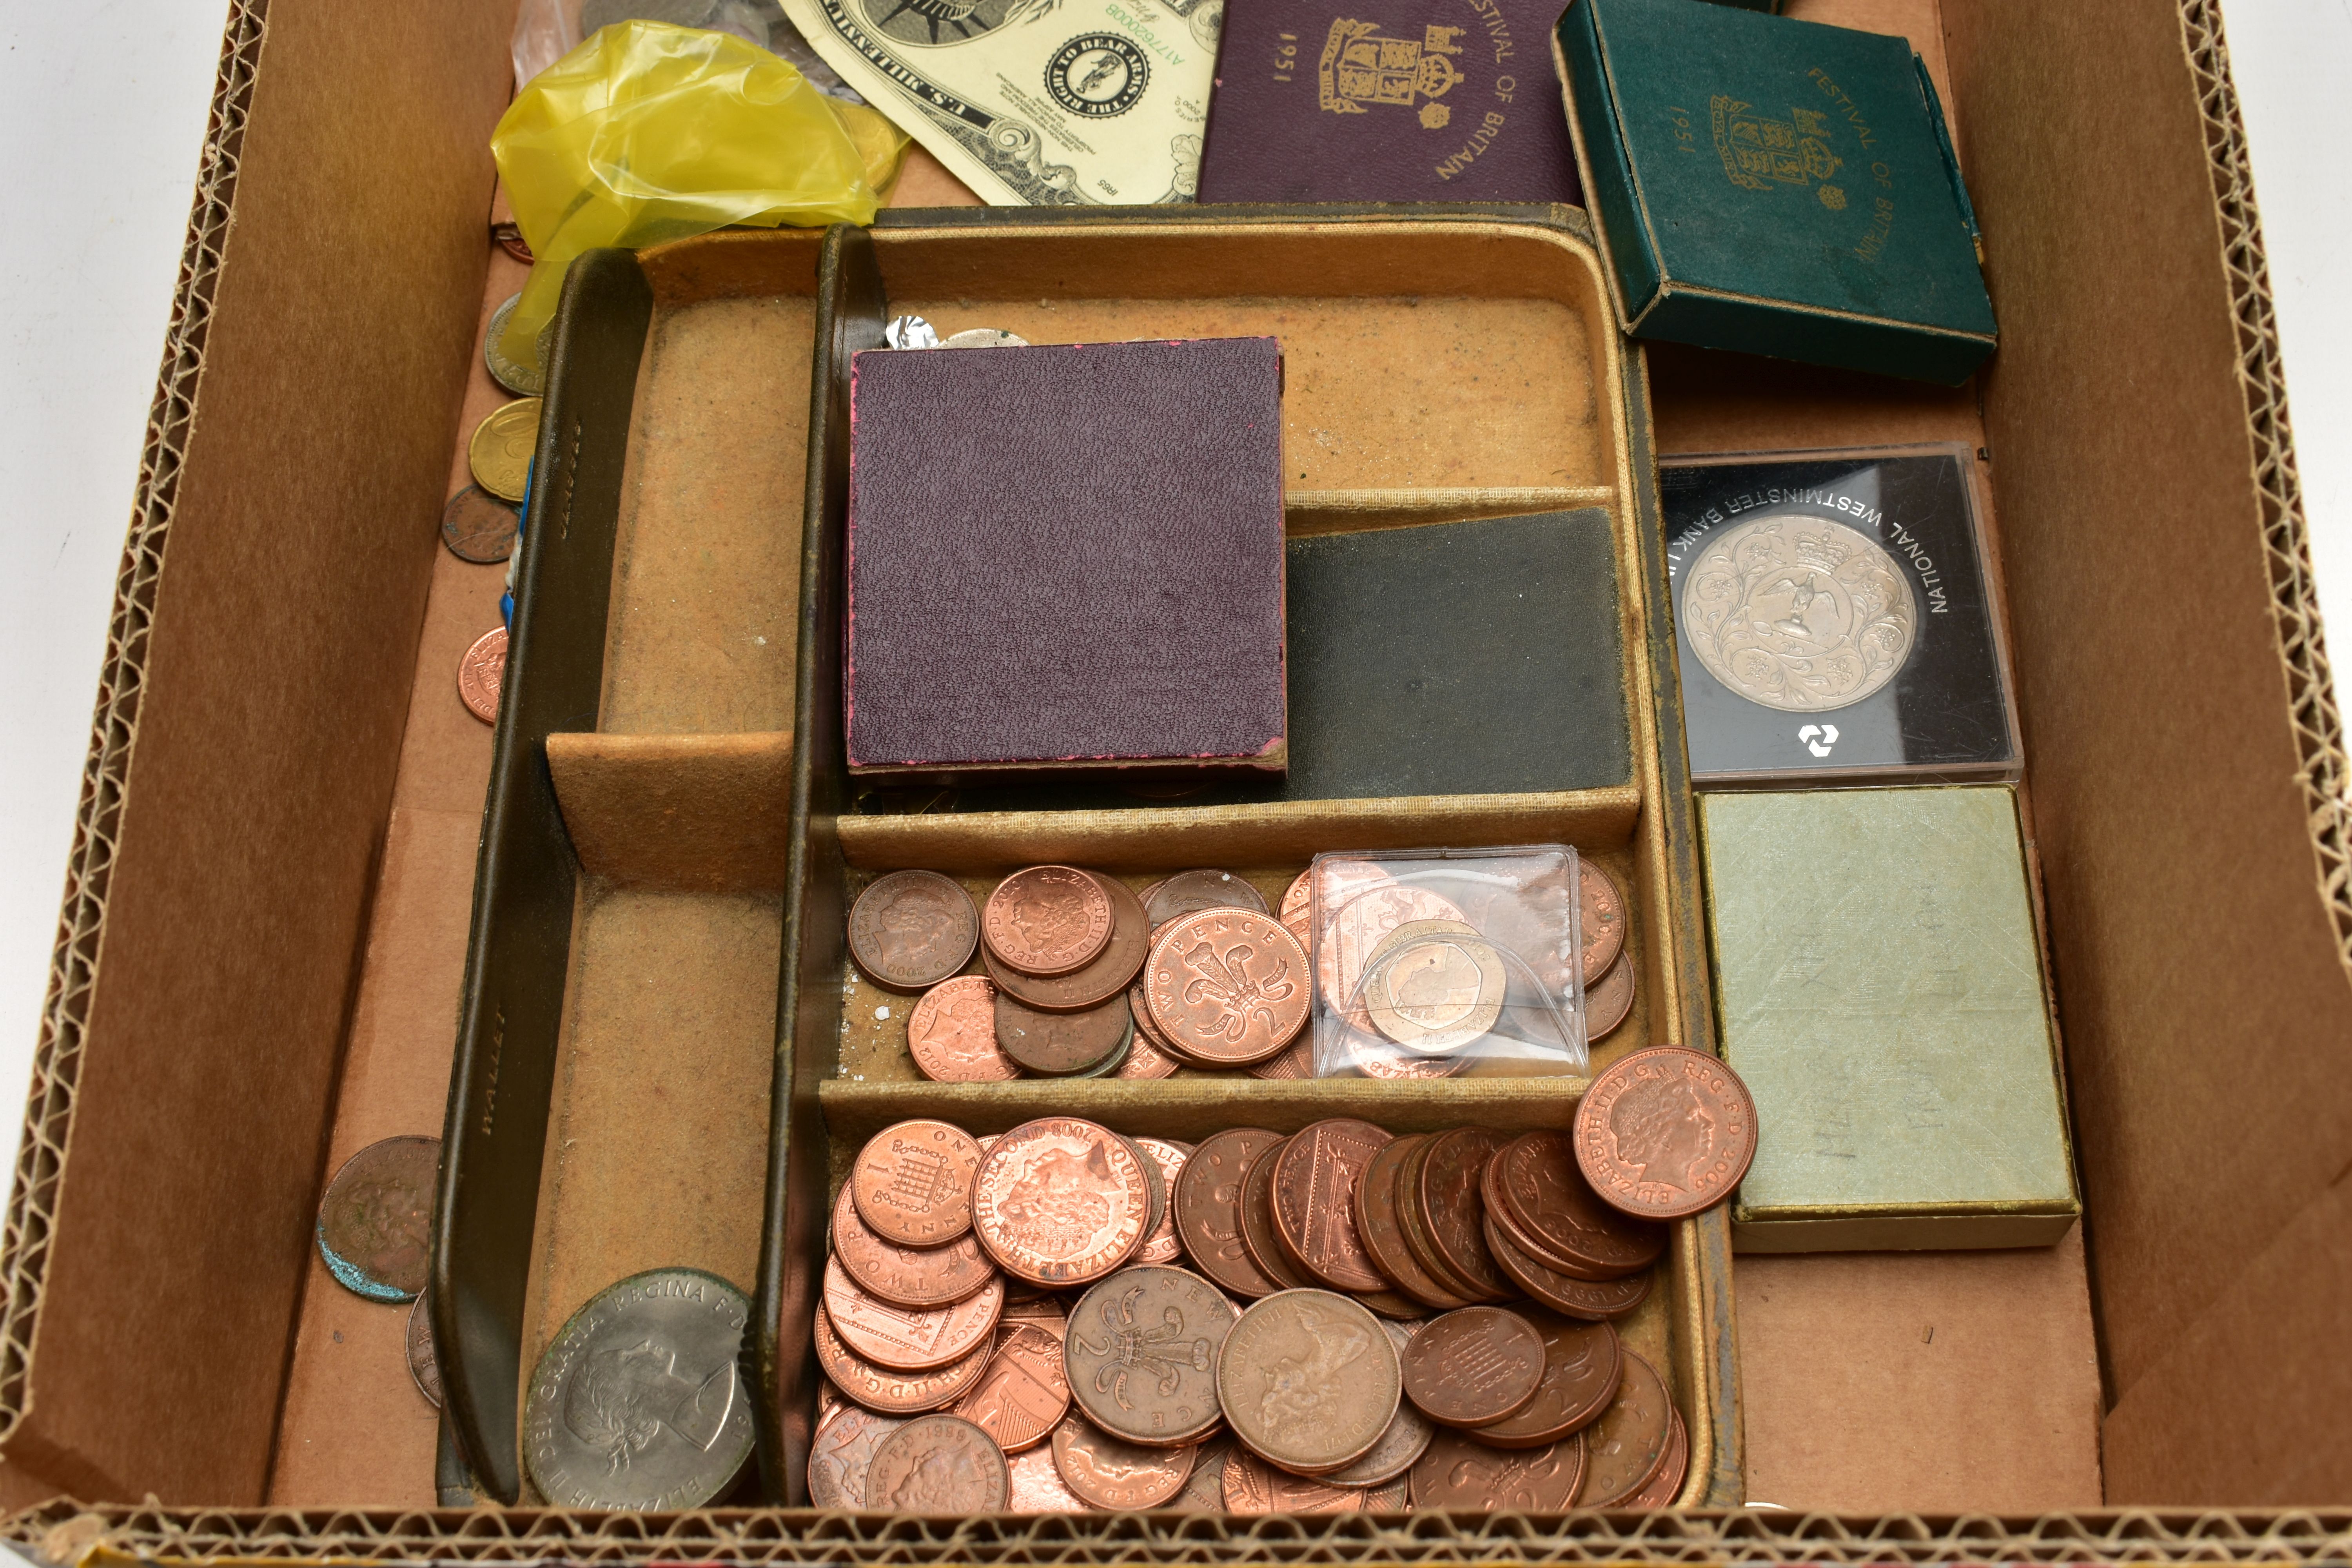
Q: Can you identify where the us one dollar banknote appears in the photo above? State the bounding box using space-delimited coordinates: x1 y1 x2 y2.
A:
778 0 1221 203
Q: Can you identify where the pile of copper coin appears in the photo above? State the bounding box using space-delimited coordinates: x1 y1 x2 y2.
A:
806 1098 1726 1513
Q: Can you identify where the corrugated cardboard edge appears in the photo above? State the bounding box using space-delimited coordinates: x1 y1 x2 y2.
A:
0 0 267 1452
2177 0 2352 978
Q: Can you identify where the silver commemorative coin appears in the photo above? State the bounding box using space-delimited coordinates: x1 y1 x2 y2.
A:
1679 511 1917 713
941 328 1029 349
523 1267 756 1510
484 293 544 396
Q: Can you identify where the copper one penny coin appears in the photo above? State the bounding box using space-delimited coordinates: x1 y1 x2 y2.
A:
1393 1135 1490 1305
1579 1349 1676 1506
316 1134 439 1301
1408 1426 1586 1511
1489 1130 1666 1278
1005 1443 1092 1513
1483 1216 1654 1321
993 991 1129 1076
1172 1128 1286 1299
441 485 519 563
1065 1264 1236 1446
1130 1138 1192 1265
1579 860 1628 986
906 975 1018 1082
813 1300 994 1414
1143 867 1268 924
1143 908 1311 1065
849 871 980 991
1277 869 1313 948
950 1320 1070 1453
1051 1414 1198 1509
822 1256 1003 1371
1414 1128 1518 1301
1247 1035 1316 1079
851 1119 982 1245
1574 1047 1759 1220
985 871 1149 1011
984 865 1114 976
1474 1310 1621 1448
863 1412 1009 1512
1216 1289 1399 1475
1221 1446 1407 1512
457 627 506 726
805 1404 906 1508
1584 953 1636 1042
972 1118 1153 1287
1238 1139 1317 1292
830 1183 996 1309
1401 1306 1545 1429
1624 1408 1688 1508
1270 1118 1392 1293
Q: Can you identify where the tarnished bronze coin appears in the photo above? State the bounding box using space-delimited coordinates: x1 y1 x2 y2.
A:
1172 1128 1285 1299
1353 1134 1472 1311
984 865 1114 976
467 396 539 501
1578 1349 1675 1506
951 1320 1070 1453
1575 1047 1758 1220
1474 1310 1621 1447
1580 860 1628 986
973 1118 1153 1287
850 871 980 991
457 627 506 726
995 991 1130 1076
830 1183 996 1309
1131 1138 1192 1265
807 1404 906 1508
1584 953 1636 1042
1051 1415 1198 1509
814 1301 994 1414
316 1134 438 1301
1624 1409 1688 1508
1222 1446 1407 1512
407 1292 441 1408
1394 1135 1493 1305
1415 1128 1518 1301
1270 1118 1392 1293
851 1119 982 1245
1488 1130 1665 1278
1408 1427 1586 1511
864 1413 1009 1512
1006 1443 1093 1512
906 975 1018 1082
1144 867 1268 924
1401 1306 1544 1429
1238 1140 1317 1292
1115 1025 1181 1079
985 872 1150 1011
822 1256 1003 1371
1144 909 1310 1066
1323 1319 1435 1486
1217 1289 1399 1475
1483 1217 1654 1321
441 485 519 563
1065 1265 1236 1446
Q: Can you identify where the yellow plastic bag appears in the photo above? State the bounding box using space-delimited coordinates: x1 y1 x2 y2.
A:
491 20 904 374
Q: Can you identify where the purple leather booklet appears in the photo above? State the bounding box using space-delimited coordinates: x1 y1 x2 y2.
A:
1198 0 1582 204
845 336 1288 778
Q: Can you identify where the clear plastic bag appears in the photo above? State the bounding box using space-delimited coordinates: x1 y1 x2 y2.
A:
1307 847 1588 1080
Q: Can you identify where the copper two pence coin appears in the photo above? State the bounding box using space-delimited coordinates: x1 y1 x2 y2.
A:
1474 1310 1621 1448
1415 1128 1518 1301
1238 1141 1317 1292
1575 1047 1758 1220
994 991 1129 1075
457 627 507 725
1394 1136 1490 1305
1050 1415 1198 1509
1322 1319 1435 1486
950 1320 1070 1453
1489 1131 1666 1278
1247 1036 1315 1079
1216 1289 1399 1475
1222 1446 1407 1512
1624 1409 1688 1508
1144 867 1268 924
441 485 519 563
1005 1443 1093 1512
814 1301 994 1414
1143 909 1311 1065
806 1405 906 1508
985 872 1150 1011
1408 1427 1586 1511
407 1292 441 1408
1270 1118 1392 1293
863 1412 1009 1511
984 866 1114 976
1172 1128 1286 1299
1578 1348 1675 1506
830 1183 995 1309
1401 1307 1545 1429
906 976 1018 1082
849 871 979 991
1483 1217 1654 1321
1130 1139 1192 1265
822 1256 1003 1371
1277 869 1313 947
972 1118 1153 1287
1579 860 1628 986
851 1119 982 1245
316 1134 438 1301
1354 1134 1472 1312
1065 1265 1236 1446
1583 953 1637 1042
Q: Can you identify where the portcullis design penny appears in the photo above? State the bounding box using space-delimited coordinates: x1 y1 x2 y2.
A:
863 1413 1009 1512
951 1320 1070 1453
1172 1128 1285 1299
973 1118 1152 1287
1577 1349 1675 1506
1051 1414 1198 1509
457 628 506 725
822 1256 1003 1372
441 485 519 563
1270 1118 1392 1293
1143 909 1310 1065
907 976 1017 1082
814 1303 993 1414
1472 1310 1621 1448
1065 1265 1235 1446
467 396 540 502
1408 1426 1586 1511
984 866 1114 976
316 1134 438 1301
1579 860 1628 987
829 1183 996 1309
1680 510 1918 713
806 1405 906 1507
1400 1307 1545 1429
851 1119 982 1246
994 991 1129 1076
1144 867 1268 924
1216 1289 1399 1475
1574 1047 1759 1220
1488 1130 1666 1278
849 871 980 991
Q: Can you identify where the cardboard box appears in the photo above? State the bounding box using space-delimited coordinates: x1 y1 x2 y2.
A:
2 0 2350 1553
